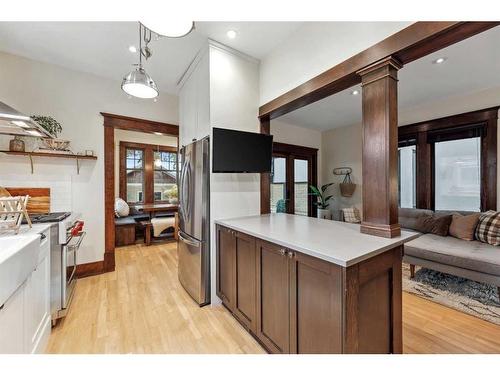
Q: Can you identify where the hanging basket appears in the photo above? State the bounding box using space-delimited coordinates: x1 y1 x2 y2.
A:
339 173 356 197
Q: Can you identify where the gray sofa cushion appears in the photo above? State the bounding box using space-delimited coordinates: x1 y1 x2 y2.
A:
404 234 500 276
399 208 433 231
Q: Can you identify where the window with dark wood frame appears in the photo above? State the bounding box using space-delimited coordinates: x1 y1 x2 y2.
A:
119 141 178 205
398 106 498 212
271 142 318 217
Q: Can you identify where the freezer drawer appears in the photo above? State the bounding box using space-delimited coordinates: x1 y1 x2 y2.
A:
178 231 210 306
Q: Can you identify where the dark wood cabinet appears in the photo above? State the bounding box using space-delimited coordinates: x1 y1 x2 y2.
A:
256 240 290 354
216 224 402 354
233 232 257 332
289 251 343 354
216 226 236 309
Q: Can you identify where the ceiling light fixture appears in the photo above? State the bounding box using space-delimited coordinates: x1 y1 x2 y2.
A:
351 90 360 96
122 23 159 99
154 132 163 136
140 20 194 38
226 30 237 39
154 144 162 167
433 57 447 64
128 45 137 53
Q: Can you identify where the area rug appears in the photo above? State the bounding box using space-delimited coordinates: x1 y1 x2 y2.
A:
402 263 500 325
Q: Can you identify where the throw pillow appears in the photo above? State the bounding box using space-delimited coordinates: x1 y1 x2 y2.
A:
449 213 480 241
342 207 361 224
475 210 500 246
115 197 130 217
415 214 453 236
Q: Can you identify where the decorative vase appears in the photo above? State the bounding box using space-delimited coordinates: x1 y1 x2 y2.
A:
317 208 331 220
9 137 25 152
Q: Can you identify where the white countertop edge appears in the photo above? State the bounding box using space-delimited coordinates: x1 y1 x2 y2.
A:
215 215 419 267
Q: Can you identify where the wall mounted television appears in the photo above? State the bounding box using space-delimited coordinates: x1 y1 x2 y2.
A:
212 127 273 173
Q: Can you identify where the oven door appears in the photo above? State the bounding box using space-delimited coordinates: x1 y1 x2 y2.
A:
62 232 85 309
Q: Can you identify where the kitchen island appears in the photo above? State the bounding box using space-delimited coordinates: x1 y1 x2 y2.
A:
215 214 418 354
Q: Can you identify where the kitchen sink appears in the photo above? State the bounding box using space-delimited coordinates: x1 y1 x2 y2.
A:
0 235 40 307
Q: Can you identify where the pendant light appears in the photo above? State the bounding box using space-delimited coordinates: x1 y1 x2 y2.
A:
154 144 162 167
122 23 159 99
140 20 194 38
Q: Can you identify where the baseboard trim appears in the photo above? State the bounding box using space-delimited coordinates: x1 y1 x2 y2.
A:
76 260 106 278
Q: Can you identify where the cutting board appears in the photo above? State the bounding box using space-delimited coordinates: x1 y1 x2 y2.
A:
4 187 50 214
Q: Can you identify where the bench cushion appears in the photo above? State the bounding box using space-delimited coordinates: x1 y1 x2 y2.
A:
115 216 136 226
404 234 500 276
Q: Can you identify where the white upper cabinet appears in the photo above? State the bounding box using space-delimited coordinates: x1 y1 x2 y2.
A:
179 49 210 148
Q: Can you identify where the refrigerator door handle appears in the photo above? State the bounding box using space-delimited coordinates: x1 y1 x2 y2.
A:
179 232 200 247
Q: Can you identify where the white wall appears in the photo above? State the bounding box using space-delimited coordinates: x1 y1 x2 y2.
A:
322 123 363 219
270 119 322 185
319 85 500 216
209 43 261 304
259 22 412 105
114 129 178 197
0 51 178 264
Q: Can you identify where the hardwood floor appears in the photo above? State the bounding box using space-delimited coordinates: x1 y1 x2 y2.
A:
47 242 500 354
46 242 265 354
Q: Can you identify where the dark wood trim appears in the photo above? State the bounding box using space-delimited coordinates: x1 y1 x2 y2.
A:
272 142 318 156
259 22 499 120
102 113 179 274
359 57 402 238
104 125 115 273
101 112 179 136
399 106 499 211
76 260 104 278
260 116 271 214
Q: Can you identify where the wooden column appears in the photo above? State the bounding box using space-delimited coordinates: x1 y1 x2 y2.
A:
260 116 271 214
357 57 402 238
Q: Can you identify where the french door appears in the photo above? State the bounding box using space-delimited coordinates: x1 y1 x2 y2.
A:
270 143 317 217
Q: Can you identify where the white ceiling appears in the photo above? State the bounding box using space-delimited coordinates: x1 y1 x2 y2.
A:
0 21 302 95
280 26 500 131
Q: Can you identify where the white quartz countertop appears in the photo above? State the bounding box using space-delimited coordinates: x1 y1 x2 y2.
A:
0 223 52 239
215 214 419 267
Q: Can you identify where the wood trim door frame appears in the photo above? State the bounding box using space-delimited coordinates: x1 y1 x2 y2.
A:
102 113 179 273
272 142 318 217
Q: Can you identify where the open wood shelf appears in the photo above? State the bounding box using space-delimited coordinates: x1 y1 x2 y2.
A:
0 150 97 174
1 150 97 159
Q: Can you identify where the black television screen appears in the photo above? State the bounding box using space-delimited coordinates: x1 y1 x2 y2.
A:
212 127 273 173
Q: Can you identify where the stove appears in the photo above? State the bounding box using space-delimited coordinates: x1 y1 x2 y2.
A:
25 212 71 223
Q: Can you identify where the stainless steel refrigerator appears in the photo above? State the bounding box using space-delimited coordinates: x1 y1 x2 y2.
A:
178 137 210 306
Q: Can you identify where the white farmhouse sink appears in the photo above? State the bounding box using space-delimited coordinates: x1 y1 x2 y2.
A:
0 235 39 307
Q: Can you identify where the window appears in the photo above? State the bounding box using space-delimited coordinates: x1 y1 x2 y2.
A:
398 107 498 212
154 151 178 202
434 137 481 212
125 148 144 203
120 142 178 205
294 159 309 216
398 145 416 208
270 156 286 213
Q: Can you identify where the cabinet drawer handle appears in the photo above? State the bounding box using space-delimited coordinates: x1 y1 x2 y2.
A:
279 248 286 256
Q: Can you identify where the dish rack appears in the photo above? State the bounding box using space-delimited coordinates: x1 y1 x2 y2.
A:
0 195 32 234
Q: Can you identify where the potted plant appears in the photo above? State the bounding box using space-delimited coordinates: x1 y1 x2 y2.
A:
310 183 334 219
30 115 70 151
167 185 178 204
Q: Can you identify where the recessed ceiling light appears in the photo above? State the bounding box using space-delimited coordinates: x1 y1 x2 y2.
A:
226 30 237 39
154 132 163 136
129 45 137 53
351 90 360 96
433 57 447 64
